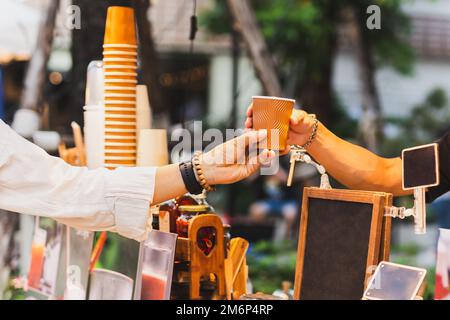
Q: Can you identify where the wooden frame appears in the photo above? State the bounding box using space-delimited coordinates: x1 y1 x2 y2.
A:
402 143 439 190
379 193 393 262
188 214 226 300
294 187 392 300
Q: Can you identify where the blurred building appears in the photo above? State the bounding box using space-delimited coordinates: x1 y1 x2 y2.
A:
4 0 450 129
334 0 450 121
150 0 261 127
151 0 450 131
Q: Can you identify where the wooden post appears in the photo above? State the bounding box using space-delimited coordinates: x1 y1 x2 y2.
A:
226 0 282 97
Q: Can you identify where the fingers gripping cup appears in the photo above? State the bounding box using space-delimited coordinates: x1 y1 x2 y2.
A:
251 96 295 151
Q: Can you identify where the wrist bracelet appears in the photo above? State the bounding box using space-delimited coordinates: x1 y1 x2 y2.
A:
192 151 216 193
302 115 319 149
179 161 203 195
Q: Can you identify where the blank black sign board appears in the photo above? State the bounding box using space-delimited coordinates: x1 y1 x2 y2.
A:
402 143 439 190
294 188 392 300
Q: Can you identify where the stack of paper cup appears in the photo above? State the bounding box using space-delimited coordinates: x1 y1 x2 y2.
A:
84 61 105 170
103 6 138 169
84 105 105 169
136 85 152 137
137 129 169 167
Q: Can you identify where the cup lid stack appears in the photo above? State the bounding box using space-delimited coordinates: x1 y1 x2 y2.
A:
103 6 138 169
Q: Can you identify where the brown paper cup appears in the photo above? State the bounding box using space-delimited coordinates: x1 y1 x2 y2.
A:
252 96 295 151
104 7 137 45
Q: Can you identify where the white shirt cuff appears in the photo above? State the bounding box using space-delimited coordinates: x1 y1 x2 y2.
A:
105 167 156 241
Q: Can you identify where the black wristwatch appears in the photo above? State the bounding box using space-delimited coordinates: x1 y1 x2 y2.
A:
179 161 203 195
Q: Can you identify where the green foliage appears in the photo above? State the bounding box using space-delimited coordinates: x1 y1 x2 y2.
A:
382 88 450 157
247 240 297 294
357 0 415 74
330 95 359 139
201 0 414 82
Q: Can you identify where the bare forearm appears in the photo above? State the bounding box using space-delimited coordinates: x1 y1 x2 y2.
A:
308 123 409 196
153 163 187 205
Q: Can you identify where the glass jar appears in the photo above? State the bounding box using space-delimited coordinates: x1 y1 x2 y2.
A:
176 204 210 238
159 195 198 234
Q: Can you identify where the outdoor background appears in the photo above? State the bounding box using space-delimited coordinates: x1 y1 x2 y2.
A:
1 0 450 299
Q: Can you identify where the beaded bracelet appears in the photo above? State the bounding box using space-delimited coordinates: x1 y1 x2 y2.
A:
192 151 216 193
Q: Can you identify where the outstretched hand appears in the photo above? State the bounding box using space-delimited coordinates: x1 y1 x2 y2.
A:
200 130 276 185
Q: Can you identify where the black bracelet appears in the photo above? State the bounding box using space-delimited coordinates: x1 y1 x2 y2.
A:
179 161 203 195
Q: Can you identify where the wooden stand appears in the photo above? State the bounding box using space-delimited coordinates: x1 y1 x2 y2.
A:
225 238 249 300
173 214 249 300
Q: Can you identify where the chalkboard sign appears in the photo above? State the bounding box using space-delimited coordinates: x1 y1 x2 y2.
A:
294 188 392 300
402 143 439 190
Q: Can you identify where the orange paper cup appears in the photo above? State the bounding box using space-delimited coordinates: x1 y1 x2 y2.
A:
105 145 136 151
104 79 138 85
104 155 137 161
105 159 137 166
104 67 138 75
104 85 137 90
103 44 137 51
252 96 295 151
104 7 137 45
104 64 138 70
103 57 137 64
103 50 138 60
105 115 136 122
105 138 137 144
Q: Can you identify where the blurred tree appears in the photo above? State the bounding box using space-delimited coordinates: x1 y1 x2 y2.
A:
383 88 450 157
202 0 414 144
17 0 60 129
132 0 166 120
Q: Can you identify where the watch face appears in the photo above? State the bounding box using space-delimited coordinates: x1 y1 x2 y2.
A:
402 143 439 190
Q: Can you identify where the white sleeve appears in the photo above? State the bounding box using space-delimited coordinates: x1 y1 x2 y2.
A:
0 120 156 241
